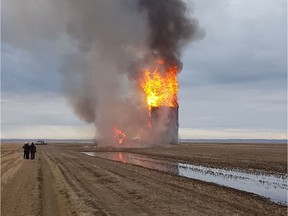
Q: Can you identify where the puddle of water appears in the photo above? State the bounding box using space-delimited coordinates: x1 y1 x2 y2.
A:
82 151 95 156
81 151 288 205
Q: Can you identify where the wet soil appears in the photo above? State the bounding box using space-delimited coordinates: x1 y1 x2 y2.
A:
1 142 287 215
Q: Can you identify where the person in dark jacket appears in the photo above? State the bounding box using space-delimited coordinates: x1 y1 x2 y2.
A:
23 142 30 159
30 142 37 160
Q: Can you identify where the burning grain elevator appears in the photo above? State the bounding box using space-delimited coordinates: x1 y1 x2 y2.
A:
139 61 180 145
58 0 204 146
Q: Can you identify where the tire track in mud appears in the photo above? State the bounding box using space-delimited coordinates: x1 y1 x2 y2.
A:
57 164 112 216
40 147 80 216
38 150 63 216
43 147 107 216
37 156 43 214
48 146 163 216
39 145 287 216
74 161 154 216
1 157 40 216
55 152 222 215
1 154 24 183
77 157 213 214
53 151 205 216
52 153 135 216
73 152 280 215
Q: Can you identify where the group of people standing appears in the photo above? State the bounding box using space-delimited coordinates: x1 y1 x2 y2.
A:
23 142 37 159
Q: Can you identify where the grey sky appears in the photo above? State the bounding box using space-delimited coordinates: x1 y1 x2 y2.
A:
179 0 286 136
1 0 287 139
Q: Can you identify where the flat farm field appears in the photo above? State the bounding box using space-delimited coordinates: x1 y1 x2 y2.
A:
1 142 287 215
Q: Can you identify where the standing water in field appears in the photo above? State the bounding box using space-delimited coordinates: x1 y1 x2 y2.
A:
82 151 288 205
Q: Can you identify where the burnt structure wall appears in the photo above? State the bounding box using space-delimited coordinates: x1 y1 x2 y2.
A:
151 106 179 144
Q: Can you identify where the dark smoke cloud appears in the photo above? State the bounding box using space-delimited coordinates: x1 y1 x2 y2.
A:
3 0 204 144
58 0 150 143
57 0 205 144
139 0 205 69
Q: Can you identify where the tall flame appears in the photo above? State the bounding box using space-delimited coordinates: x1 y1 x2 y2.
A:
112 60 179 144
139 60 179 110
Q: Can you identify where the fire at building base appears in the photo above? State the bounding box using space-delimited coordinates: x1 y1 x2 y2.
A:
111 106 179 146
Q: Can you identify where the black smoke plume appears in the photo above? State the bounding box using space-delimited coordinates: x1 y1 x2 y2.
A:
60 0 205 144
139 0 204 69
3 0 205 144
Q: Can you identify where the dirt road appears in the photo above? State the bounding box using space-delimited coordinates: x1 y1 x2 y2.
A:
1 143 287 215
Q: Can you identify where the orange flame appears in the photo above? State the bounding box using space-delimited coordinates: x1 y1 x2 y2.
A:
113 126 127 145
139 60 179 110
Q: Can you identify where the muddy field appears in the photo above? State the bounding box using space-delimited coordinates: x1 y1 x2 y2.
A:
1 142 287 215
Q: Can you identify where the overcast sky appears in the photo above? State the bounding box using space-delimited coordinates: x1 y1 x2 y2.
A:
1 0 287 139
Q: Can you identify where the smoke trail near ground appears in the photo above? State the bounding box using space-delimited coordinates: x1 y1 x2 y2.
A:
59 0 205 144
59 0 150 143
3 0 204 144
